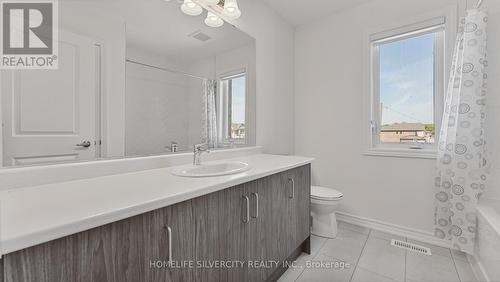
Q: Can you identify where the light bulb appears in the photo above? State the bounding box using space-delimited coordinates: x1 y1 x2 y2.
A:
204 0 220 5
205 11 223 27
181 0 203 16
223 0 241 20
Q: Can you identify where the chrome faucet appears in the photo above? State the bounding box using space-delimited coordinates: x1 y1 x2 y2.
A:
165 141 179 153
193 143 210 165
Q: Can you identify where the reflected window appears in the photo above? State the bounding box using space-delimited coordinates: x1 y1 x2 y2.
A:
219 71 246 144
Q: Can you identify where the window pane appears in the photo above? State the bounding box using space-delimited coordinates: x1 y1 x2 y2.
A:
220 79 230 139
230 75 246 140
379 33 435 144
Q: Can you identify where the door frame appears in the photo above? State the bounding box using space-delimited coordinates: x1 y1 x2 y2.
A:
0 74 3 167
94 43 103 159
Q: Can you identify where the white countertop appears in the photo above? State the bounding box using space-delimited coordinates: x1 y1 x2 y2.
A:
0 154 313 255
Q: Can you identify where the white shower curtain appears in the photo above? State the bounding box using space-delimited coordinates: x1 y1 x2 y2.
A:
434 9 488 254
202 79 218 148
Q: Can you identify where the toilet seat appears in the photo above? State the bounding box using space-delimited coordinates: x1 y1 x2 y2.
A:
311 186 343 201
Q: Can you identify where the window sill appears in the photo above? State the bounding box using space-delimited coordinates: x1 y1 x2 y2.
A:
364 148 437 159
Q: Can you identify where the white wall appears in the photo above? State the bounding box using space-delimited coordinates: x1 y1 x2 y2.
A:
125 48 191 155
294 0 466 234
481 0 500 201
126 47 190 73
228 0 295 155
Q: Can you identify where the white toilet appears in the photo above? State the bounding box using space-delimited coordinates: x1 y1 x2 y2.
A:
310 186 344 238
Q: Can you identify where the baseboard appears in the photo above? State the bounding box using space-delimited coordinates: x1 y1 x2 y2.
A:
468 254 490 282
336 211 452 249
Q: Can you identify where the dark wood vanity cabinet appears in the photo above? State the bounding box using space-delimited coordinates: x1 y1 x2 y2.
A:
1 164 310 282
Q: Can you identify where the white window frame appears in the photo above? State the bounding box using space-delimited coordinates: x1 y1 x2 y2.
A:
217 68 248 146
366 17 447 159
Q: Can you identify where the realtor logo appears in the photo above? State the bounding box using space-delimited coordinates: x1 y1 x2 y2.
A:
1 0 58 69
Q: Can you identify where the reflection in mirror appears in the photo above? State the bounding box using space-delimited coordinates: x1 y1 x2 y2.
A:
0 0 255 167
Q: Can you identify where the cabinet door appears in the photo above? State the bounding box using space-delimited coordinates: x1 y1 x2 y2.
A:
218 183 250 282
270 171 293 263
253 173 289 280
243 167 311 282
193 192 223 282
244 178 264 282
162 200 196 282
110 200 195 282
296 165 311 248
282 165 311 255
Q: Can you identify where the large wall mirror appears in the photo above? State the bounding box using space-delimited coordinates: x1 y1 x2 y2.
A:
0 0 256 168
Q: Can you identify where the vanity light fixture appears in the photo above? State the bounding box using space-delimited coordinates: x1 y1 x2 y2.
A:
205 11 224 27
181 0 203 16
170 0 239 28
222 0 241 20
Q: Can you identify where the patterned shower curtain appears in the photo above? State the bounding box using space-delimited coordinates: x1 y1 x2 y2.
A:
202 79 218 148
434 9 488 254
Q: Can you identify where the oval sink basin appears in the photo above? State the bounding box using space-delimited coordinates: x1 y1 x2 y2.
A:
170 161 250 177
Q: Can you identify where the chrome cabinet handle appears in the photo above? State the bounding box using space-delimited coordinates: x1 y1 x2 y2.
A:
288 178 295 199
75 141 91 148
251 192 259 219
243 196 250 223
167 226 173 263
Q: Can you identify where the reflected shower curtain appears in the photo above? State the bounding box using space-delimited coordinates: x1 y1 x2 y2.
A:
202 79 218 148
434 9 488 254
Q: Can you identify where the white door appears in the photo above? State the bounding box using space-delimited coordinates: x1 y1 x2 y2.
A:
1 31 98 166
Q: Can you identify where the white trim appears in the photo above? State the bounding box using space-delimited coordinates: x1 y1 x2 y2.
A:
370 16 446 42
467 254 490 282
219 68 246 80
336 211 452 249
0 69 3 168
94 43 103 159
364 148 437 159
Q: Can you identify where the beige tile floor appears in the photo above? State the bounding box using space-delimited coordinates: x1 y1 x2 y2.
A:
278 222 480 282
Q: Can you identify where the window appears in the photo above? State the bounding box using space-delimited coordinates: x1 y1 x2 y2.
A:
369 18 445 156
219 70 246 144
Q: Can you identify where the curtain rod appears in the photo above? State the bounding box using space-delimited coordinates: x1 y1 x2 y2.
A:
126 59 209 80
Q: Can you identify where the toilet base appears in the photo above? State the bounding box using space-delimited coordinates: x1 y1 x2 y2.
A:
311 211 338 238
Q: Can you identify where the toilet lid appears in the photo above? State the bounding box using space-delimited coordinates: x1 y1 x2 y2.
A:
311 186 343 200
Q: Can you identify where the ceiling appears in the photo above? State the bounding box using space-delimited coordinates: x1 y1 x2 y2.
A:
72 0 254 64
259 0 373 26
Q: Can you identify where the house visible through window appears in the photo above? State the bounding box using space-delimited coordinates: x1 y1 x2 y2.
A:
370 19 444 152
219 71 246 143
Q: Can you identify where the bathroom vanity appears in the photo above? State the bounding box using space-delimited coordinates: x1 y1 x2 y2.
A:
0 155 312 282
